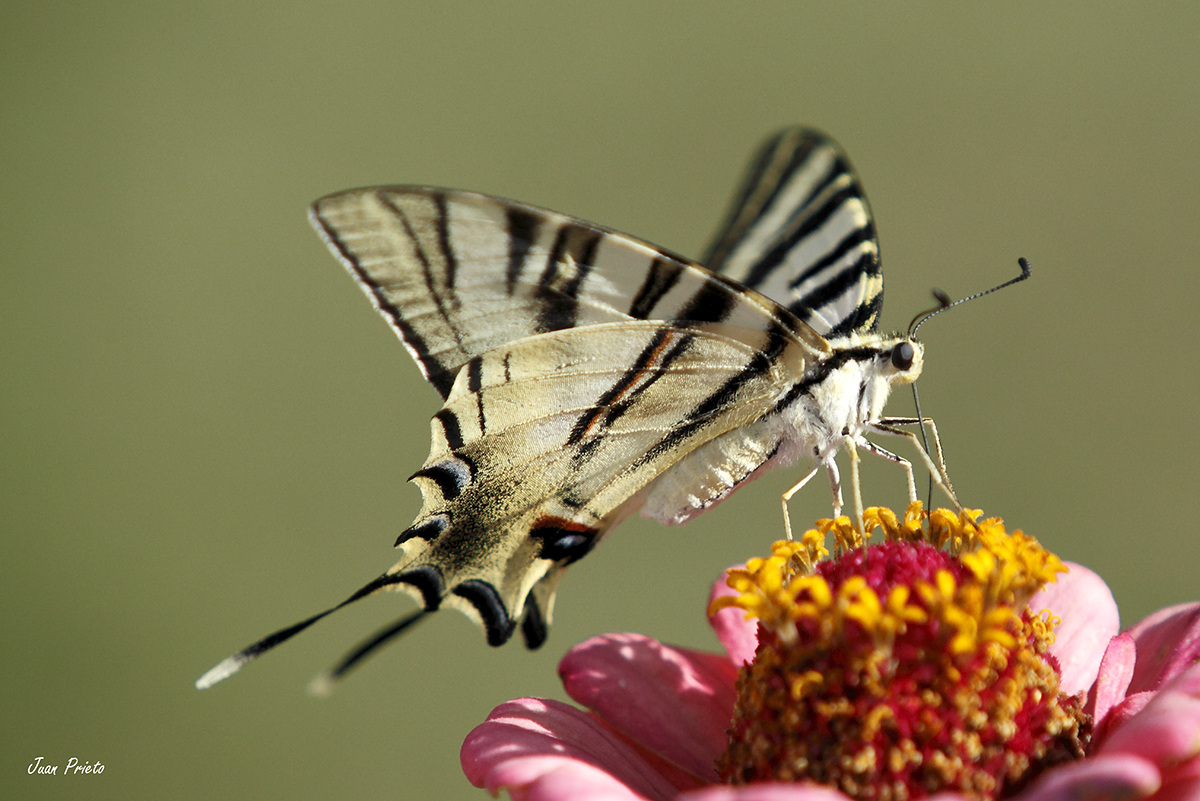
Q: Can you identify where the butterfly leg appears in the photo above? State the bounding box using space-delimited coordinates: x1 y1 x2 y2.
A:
780 465 820 541
856 438 918 503
869 418 961 511
845 437 866 535
876 417 952 485
825 459 844 520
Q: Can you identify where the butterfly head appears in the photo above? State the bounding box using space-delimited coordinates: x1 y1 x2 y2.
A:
836 332 924 388
808 333 925 435
882 337 924 386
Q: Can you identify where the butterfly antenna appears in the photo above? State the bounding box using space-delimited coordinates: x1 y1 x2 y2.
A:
910 258 1032 338
195 570 416 690
906 258 1033 505
308 609 430 696
907 289 953 335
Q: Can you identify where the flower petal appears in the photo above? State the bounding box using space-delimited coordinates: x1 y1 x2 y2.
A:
1127 602 1200 694
1014 753 1161 801
461 697 680 801
1106 692 1155 740
1100 663 1200 770
559 633 738 782
1089 632 1136 743
515 762 659 801
679 782 861 801
709 568 759 666
1166 753 1200 781
1030 562 1119 696
1149 754 1200 801
1155 773 1200 801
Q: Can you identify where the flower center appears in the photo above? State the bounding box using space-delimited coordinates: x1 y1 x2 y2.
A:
712 505 1089 800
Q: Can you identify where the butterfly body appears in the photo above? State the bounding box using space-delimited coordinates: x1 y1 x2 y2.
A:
639 331 922 526
197 128 952 689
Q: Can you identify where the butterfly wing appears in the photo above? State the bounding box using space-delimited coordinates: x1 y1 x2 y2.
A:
395 320 806 648
702 127 884 338
310 186 827 398
307 189 827 651
198 169 844 689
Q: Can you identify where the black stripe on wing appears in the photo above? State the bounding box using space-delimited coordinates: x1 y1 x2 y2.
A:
520 595 548 648
633 331 789 469
534 223 603 333
628 257 684 319
309 191 463 399
567 329 697 466
792 252 882 338
505 208 540 294
701 127 884 337
744 175 865 290
703 128 824 270
375 191 468 387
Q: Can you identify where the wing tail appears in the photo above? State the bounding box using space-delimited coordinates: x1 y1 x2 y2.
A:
194 568 443 690
307 609 430 695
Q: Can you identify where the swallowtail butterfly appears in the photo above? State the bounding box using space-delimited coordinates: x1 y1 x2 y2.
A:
197 128 986 691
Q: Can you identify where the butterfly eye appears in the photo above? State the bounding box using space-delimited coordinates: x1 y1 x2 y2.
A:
891 342 915 371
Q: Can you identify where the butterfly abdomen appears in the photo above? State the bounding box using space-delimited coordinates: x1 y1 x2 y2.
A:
640 415 796 525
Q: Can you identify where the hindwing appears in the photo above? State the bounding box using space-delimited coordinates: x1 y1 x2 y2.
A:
395 321 805 646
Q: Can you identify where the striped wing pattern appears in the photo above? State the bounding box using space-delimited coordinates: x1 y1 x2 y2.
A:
309 185 827 399
308 185 829 649
398 321 802 646
198 129 891 687
703 128 883 338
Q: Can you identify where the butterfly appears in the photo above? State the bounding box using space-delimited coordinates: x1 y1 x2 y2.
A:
197 128 974 691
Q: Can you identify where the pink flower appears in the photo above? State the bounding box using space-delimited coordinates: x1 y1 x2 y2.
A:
462 561 1200 800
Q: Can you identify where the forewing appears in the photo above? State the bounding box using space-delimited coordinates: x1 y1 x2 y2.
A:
309 186 827 398
386 321 804 647
702 127 884 338
200 141 880 689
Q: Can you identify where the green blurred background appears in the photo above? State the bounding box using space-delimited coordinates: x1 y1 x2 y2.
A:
4 3 1198 799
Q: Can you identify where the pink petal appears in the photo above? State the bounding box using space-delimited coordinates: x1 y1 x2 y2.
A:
1014 753 1161 801
1107 692 1156 738
1100 663 1200 770
1030 562 1120 696
679 783 859 801
559 633 739 783
1127 603 1200 694
515 762 660 801
1153 755 1200 801
709 568 759 666
1167 753 1200 781
461 697 681 801
592 719 707 792
1154 772 1200 801
1089 632 1137 742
